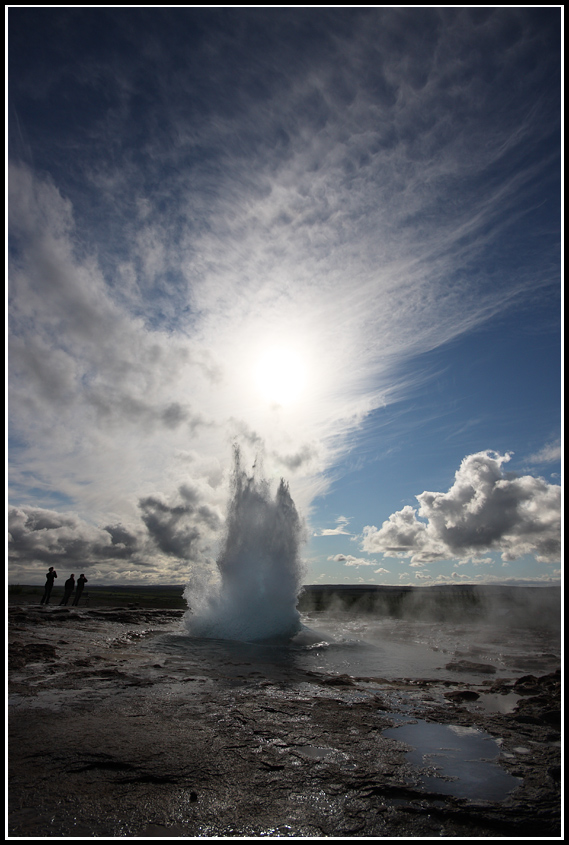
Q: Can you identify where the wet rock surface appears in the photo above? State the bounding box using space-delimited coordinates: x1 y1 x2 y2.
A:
8 605 561 838
445 660 497 674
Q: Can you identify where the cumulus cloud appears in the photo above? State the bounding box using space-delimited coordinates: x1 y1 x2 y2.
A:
361 451 561 565
8 490 222 582
327 553 376 567
8 506 144 570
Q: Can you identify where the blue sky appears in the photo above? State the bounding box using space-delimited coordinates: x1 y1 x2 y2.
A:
8 8 561 587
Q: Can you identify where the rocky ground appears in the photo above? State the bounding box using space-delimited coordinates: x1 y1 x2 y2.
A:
7 604 562 838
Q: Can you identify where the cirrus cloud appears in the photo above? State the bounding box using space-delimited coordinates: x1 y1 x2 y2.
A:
8 10 560 585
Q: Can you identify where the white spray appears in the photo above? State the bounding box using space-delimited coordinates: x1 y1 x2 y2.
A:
183 448 306 641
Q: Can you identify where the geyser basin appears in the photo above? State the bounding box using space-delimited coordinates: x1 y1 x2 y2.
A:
184 450 305 642
384 719 521 801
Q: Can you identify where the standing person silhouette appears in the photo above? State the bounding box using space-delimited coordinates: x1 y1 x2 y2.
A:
59 574 75 606
72 574 88 606
40 567 57 605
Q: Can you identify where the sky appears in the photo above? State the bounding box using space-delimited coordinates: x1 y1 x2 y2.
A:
7 8 562 588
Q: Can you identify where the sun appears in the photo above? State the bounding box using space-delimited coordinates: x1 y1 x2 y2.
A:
254 346 307 406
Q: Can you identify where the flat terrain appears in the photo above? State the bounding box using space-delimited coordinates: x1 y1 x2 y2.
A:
8 584 188 609
7 603 561 838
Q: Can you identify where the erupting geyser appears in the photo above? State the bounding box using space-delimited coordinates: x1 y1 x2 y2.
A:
184 448 306 642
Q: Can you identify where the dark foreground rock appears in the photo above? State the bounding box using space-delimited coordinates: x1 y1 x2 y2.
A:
8 606 561 838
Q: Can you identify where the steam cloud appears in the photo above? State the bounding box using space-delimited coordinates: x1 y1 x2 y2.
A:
361 451 561 565
184 448 306 641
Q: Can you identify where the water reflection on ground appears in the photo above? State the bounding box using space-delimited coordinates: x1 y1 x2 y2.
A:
150 616 544 808
155 611 561 685
383 719 522 801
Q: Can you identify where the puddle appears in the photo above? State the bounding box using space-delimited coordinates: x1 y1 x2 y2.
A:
293 745 335 760
474 692 521 714
383 720 521 801
290 744 356 769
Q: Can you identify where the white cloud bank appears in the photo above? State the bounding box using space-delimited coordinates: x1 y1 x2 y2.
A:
361 451 561 566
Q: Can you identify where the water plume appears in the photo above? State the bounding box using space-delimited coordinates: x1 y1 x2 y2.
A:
184 448 306 642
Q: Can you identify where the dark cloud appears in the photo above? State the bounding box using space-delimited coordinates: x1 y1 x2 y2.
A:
8 506 143 567
138 484 221 560
8 492 222 578
361 451 561 565
88 390 206 433
274 444 318 472
102 523 142 558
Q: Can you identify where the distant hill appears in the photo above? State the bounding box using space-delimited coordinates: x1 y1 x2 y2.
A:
298 583 561 628
9 582 560 627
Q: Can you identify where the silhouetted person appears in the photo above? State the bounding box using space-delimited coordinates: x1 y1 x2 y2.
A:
59 574 75 606
72 574 88 606
40 567 57 604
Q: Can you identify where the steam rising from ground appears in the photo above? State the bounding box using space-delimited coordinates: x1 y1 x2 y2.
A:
184 449 306 641
299 583 561 632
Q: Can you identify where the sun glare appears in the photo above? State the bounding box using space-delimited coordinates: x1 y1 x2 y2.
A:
254 347 307 406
